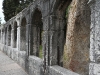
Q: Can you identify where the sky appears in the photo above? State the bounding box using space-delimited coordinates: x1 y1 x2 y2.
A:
0 0 5 23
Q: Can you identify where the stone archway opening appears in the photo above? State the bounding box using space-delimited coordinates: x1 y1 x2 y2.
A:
20 17 26 51
5 27 7 45
2 29 4 44
57 0 90 75
14 22 17 48
54 0 72 67
31 8 43 58
8 25 12 46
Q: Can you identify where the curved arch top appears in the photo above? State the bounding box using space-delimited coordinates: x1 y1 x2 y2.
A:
20 17 27 26
50 0 72 14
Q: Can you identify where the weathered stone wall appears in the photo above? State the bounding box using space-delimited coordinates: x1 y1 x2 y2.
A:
0 0 78 75
0 0 96 75
89 0 100 75
63 0 91 75
49 65 79 75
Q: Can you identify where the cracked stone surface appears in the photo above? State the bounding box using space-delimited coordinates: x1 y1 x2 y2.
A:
0 51 28 75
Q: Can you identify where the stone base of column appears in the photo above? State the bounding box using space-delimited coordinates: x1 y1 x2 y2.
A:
89 63 100 75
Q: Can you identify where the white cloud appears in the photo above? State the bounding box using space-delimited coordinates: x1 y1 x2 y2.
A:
0 0 5 23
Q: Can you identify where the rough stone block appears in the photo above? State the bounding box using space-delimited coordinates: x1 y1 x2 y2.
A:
89 63 100 75
18 51 26 70
29 56 43 75
49 65 79 75
12 49 18 62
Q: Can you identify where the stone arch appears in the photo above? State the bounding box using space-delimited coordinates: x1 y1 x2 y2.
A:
20 17 27 51
30 8 43 58
8 25 12 46
30 4 43 22
65 1 90 74
51 0 72 13
51 0 91 75
49 0 72 67
14 21 17 48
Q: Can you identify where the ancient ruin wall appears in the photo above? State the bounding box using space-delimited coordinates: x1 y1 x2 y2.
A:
0 0 80 75
64 0 91 75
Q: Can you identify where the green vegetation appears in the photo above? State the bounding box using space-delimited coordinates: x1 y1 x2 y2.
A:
39 45 43 59
66 5 71 19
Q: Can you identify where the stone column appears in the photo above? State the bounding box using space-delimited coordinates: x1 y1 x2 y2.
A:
1 29 3 44
88 0 99 75
49 15 65 66
11 28 15 48
17 26 21 50
89 0 95 62
3 31 5 44
40 15 50 73
4 29 5 45
42 30 49 73
39 15 57 71
2 30 4 44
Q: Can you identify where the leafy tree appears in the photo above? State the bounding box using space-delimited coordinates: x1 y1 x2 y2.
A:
2 0 19 21
2 0 33 22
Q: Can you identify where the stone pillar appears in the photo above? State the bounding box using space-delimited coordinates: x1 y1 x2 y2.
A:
42 30 49 73
1 29 3 44
4 30 5 45
2 30 4 44
17 26 21 50
88 0 100 75
48 15 65 66
89 0 95 62
11 28 15 48
40 15 49 73
3 31 5 44
49 30 58 65
42 14 65 73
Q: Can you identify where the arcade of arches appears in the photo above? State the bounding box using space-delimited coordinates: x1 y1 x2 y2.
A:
0 0 93 75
